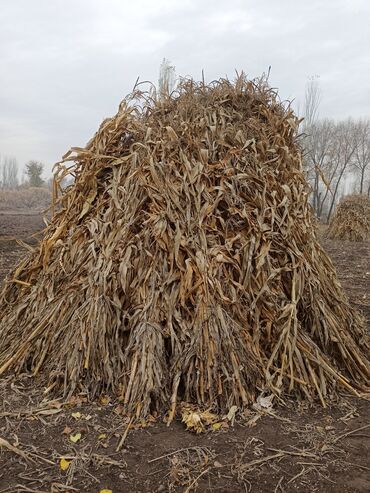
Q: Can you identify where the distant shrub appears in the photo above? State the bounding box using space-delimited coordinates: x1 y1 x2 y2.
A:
0 187 51 211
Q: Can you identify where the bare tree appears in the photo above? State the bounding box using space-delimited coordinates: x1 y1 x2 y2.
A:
303 76 321 131
326 119 358 222
0 155 19 189
304 119 335 217
301 76 369 217
301 76 329 217
158 58 176 99
352 119 370 194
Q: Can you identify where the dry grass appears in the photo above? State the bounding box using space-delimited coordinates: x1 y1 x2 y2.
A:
0 187 51 211
327 194 370 241
0 76 368 422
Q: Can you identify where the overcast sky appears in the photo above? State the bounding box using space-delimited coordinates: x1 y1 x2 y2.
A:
1 0 369 174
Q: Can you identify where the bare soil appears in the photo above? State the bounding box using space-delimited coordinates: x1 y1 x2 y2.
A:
0 213 369 493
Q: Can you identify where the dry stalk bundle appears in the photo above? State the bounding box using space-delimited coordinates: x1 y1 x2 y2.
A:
0 76 368 421
327 194 370 241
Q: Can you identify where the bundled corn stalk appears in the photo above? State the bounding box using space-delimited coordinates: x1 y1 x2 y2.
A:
327 194 370 241
0 76 368 421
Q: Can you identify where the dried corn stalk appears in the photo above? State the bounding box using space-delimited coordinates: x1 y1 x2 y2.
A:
327 194 370 241
0 76 368 421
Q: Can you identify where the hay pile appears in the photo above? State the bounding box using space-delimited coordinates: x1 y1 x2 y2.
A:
327 194 370 241
0 77 368 420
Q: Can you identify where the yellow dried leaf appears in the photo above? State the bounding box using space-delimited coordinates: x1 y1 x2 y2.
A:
99 396 110 406
69 432 81 443
72 412 81 420
181 406 217 433
182 410 202 433
60 458 71 471
212 422 222 430
100 490 113 493
98 433 107 440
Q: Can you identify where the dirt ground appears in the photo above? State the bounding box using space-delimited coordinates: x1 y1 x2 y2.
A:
0 213 369 493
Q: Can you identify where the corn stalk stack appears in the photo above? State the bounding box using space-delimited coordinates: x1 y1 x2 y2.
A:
0 77 368 421
327 194 370 241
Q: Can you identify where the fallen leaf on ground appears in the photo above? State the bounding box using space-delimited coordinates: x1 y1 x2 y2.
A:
60 458 71 471
226 405 238 422
69 433 81 443
212 422 223 430
253 394 274 411
181 406 217 433
72 412 81 420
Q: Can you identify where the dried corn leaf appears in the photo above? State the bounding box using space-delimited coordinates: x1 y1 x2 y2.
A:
0 75 368 426
327 194 370 241
181 406 218 433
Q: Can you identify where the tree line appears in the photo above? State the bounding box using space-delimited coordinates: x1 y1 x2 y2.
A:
0 157 45 189
304 118 370 221
302 78 370 222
